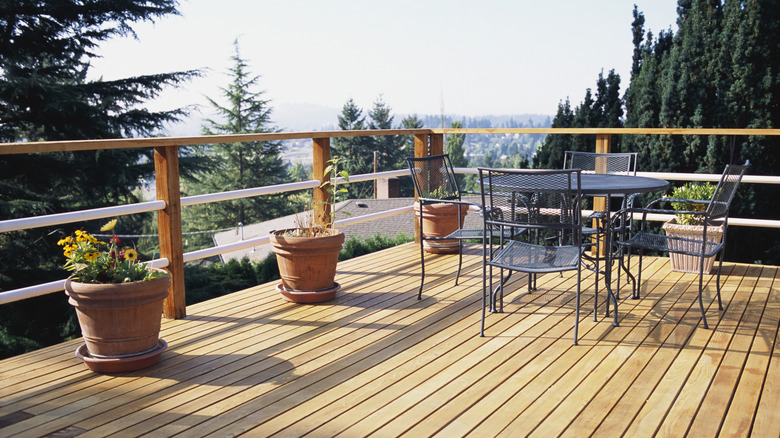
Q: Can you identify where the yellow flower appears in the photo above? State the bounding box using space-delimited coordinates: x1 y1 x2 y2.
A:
84 251 100 262
63 249 74 257
123 248 138 262
57 236 72 246
100 219 117 232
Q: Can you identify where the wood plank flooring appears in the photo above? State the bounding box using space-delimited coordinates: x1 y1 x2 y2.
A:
0 242 777 437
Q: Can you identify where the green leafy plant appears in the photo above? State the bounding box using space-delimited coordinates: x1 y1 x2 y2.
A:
58 219 168 283
422 186 457 200
669 182 717 225
286 157 350 237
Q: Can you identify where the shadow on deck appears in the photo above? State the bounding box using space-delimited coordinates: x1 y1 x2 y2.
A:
0 242 778 437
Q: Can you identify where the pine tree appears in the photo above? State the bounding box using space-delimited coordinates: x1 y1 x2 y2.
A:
333 98 373 198
0 0 198 357
183 41 292 239
400 114 424 159
368 96 404 172
623 1 780 264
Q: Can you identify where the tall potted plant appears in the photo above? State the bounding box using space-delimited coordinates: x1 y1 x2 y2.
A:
661 182 723 273
270 158 349 303
59 219 170 373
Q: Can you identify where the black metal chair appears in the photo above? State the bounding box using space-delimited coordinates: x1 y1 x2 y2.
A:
564 151 638 317
479 168 586 345
617 161 750 329
407 154 523 299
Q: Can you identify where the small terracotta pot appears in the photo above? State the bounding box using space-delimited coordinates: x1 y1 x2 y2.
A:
65 270 170 360
414 203 469 254
270 229 345 300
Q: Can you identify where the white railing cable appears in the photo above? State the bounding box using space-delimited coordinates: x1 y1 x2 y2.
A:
0 200 166 234
182 180 320 207
0 257 169 305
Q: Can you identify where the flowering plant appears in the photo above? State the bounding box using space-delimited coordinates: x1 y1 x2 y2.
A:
58 219 168 284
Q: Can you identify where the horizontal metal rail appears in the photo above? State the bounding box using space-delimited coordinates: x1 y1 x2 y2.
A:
0 201 166 234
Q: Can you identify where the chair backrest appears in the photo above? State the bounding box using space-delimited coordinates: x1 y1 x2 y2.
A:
564 151 637 175
707 161 750 220
406 154 461 201
478 168 582 232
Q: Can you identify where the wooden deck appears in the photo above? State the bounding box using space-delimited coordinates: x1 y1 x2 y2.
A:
0 242 778 437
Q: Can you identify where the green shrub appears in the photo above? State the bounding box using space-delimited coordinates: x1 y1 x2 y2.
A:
670 182 717 225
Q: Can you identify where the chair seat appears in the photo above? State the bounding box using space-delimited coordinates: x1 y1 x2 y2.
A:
488 240 584 273
620 231 722 258
582 226 599 235
445 227 523 240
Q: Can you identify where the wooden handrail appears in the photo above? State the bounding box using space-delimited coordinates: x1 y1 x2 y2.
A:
4 127 780 156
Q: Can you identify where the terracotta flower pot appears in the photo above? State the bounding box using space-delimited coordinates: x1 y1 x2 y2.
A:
662 219 724 274
270 228 345 302
414 203 469 254
65 269 170 367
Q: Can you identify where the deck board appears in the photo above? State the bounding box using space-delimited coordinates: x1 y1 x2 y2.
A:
0 242 778 437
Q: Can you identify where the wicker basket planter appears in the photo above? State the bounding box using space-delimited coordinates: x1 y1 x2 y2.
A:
662 219 724 274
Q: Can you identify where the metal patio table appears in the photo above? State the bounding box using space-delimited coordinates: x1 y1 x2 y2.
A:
483 172 670 325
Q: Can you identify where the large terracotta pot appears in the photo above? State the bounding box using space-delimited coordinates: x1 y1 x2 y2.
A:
414 203 469 254
270 228 345 302
65 270 170 363
662 219 724 274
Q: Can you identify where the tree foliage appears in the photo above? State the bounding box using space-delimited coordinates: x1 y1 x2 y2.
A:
0 0 198 356
624 1 780 264
183 41 292 241
534 70 623 169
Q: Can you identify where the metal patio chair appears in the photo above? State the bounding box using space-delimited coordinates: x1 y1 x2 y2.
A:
407 154 523 299
617 161 750 329
479 168 586 345
564 150 639 316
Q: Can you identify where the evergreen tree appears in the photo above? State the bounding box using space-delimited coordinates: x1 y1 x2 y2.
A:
0 0 198 357
333 98 373 198
447 121 468 168
183 41 292 240
623 1 780 264
400 114 424 159
399 114 424 197
368 95 404 172
534 70 623 168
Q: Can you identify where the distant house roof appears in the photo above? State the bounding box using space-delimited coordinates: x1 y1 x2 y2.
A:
213 198 418 263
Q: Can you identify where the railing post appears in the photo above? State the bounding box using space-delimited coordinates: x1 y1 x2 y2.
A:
430 133 444 156
154 146 186 319
593 134 611 256
412 134 430 244
313 137 331 226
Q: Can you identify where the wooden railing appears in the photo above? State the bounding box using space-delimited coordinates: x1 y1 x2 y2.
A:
1 128 779 319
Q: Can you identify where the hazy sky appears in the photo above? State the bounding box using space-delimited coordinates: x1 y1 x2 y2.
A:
89 0 680 124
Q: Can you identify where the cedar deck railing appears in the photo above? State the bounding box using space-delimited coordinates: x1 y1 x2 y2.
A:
1 128 779 320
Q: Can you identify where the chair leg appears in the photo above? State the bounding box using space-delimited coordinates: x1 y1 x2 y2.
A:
715 249 725 310
593 235 599 322
454 239 464 286
417 235 425 300
698 270 709 330
574 265 581 346
698 248 710 329
635 248 644 300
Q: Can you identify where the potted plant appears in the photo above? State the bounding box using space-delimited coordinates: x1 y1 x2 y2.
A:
59 219 170 373
414 186 469 254
269 158 349 303
661 182 723 273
